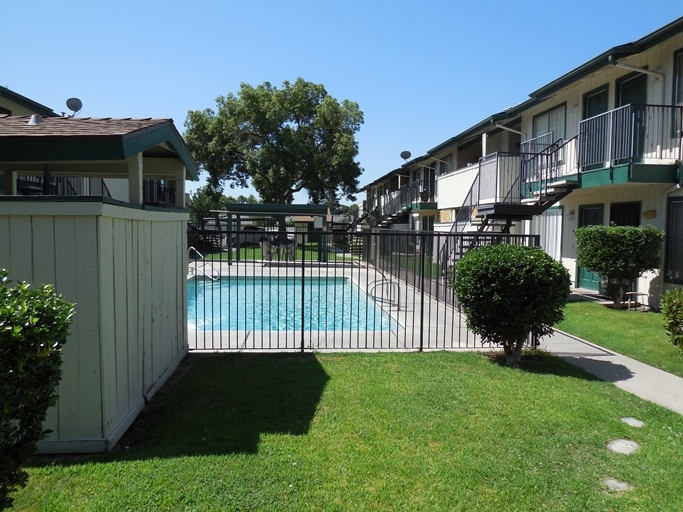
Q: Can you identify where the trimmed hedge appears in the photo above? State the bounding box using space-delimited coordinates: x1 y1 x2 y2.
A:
575 225 664 305
662 288 683 351
453 244 570 365
0 270 74 509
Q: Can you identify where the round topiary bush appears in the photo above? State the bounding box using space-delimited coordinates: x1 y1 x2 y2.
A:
453 244 570 366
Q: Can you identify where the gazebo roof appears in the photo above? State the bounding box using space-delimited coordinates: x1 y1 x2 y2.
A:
0 115 198 180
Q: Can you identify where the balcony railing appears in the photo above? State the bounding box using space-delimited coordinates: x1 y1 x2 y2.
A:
520 132 555 154
19 176 111 197
579 104 683 167
143 179 176 207
409 179 436 204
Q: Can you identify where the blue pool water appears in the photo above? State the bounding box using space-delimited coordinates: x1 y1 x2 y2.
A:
188 276 396 331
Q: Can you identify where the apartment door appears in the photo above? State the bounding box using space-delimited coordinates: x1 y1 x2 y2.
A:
617 73 647 159
583 86 610 168
577 204 604 291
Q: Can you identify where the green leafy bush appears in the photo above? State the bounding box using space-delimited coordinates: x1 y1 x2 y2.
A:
575 225 664 307
453 244 570 366
662 288 683 350
0 270 74 509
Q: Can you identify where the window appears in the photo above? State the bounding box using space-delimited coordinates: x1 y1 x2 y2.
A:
583 85 609 119
674 49 683 106
673 50 683 137
610 202 640 227
665 198 683 284
533 104 565 142
437 154 452 175
0 106 10 115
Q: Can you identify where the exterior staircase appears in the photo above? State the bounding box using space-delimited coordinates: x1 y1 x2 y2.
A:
438 136 578 279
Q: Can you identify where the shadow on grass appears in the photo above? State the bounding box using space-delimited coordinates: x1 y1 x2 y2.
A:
29 353 330 467
137 352 330 455
486 350 621 381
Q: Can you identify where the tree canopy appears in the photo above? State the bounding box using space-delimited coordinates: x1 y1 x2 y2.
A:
188 185 260 223
575 224 664 307
184 78 364 206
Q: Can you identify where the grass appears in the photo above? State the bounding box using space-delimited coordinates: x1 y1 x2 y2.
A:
557 301 683 379
12 351 683 511
383 254 443 279
203 243 356 262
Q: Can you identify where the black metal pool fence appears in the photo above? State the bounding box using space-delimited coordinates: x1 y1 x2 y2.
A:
187 228 540 351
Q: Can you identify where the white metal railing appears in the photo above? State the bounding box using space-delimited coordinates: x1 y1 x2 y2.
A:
520 132 554 154
578 104 683 167
188 246 220 281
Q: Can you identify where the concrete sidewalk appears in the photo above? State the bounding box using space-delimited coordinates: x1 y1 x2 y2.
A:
541 329 683 416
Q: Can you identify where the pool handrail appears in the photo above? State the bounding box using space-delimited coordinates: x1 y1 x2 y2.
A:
188 246 220 281
367 276 400 310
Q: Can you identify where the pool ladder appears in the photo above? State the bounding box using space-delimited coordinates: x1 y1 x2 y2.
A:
367 276 400 310
188 246 220 281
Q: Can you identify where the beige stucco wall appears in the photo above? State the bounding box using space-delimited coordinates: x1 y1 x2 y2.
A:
0 200 188 453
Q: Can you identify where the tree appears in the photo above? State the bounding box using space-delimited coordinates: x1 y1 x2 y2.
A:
188 185 227 223
575 225 664 308
225 194 260 205
184 78 364 234
0 270 74 509
453 244 570 366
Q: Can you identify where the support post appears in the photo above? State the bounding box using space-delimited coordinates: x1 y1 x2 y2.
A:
175 167 186 209
3 171 17 195
127 153 144 206
42 166 52 195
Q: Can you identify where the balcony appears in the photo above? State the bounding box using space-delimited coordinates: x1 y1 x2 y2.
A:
578 104 683 187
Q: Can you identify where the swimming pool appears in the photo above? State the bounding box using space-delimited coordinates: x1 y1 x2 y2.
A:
188 276 397 331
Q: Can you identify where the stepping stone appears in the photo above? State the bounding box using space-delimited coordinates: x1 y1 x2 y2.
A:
603 478 633 491
621 417 644 428
607 439 639 455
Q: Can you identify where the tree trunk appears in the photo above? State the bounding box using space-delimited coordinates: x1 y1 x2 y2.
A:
504 338 526 367
612 285 624 309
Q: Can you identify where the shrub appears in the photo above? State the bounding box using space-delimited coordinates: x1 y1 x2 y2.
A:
575 225 664 308
0 270 74 509
453 244 570 366
662 288 683 351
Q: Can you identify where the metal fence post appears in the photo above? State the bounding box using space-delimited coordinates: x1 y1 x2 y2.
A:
419 233 426 352
301 245 306 353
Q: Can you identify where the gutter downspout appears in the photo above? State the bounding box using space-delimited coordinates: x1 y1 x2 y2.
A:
611 61 664 80
494 124 526 138
608 56 665 103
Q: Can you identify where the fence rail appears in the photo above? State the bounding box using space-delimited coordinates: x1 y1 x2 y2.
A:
187 229 540 352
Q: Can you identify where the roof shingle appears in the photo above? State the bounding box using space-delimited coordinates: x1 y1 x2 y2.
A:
0 115 171 137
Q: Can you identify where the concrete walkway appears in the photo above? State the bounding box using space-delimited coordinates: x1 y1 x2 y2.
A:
541 329 683 416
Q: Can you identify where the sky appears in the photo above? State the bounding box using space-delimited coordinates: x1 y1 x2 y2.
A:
2 1 682 203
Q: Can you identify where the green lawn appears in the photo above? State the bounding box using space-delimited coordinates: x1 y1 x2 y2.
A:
203 243 355 263
557 301 683 379
382 254 442 279
12 352 683 511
